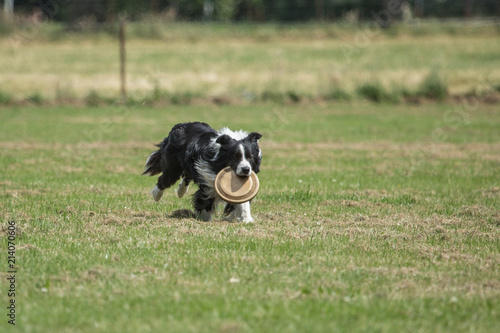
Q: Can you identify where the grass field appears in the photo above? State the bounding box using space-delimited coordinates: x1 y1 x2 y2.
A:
1 101 499 332
1 21 499 103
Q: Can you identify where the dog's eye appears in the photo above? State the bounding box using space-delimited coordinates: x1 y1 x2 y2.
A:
235 152 242 159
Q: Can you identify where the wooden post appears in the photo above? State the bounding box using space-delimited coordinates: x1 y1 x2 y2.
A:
414 0 424 18
119 17 127 102
4 0 14 19
151 0 160 12
315 0 324 21
464 0 473 18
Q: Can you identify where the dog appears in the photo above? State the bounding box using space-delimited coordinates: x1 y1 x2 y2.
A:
143 122 262 222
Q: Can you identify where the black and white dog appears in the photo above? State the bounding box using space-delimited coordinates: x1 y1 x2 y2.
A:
143 122 262 222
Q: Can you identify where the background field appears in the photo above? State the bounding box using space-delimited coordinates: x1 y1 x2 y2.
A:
1 21 499 103
1 22 500 332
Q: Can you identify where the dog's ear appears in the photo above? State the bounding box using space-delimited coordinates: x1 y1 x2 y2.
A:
247 132 262 142
216 134 233 146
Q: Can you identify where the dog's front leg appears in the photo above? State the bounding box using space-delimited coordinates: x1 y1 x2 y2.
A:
193 188 215 222
196 209 213 222
238 201 254 223
224 202 254 223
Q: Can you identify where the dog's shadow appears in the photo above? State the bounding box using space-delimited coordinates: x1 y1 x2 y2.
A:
169 209 196 219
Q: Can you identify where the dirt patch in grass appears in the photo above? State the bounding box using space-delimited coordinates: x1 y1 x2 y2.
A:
17 243 40 251
2 140 500 155
323 198 393 211
2 189 48 197
262 141 500 160
475 187 500 199
91 209 167 227
62 116 157 125
0 141 152 150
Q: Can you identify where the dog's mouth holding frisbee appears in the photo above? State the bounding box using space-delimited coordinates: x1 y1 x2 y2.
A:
215 167 260 204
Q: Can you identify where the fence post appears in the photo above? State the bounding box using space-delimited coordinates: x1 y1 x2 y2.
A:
4 0 14 19
119 17 127 102
315 0 324 20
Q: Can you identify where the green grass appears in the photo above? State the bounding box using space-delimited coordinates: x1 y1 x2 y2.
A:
1 102 499 332
418 71 448 100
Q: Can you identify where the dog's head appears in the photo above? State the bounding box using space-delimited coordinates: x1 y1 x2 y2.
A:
216 132 262 176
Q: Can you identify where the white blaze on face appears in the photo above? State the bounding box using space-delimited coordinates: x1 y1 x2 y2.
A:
236 144 252 176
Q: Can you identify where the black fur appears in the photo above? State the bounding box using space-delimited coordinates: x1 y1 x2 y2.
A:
143 122 262 221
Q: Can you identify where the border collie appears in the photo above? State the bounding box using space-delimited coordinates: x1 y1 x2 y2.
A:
143 122 262 222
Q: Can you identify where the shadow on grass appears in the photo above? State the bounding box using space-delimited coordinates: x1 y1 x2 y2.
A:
169 209 196 219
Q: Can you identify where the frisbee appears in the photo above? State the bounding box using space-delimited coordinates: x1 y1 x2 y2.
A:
215 167 260 204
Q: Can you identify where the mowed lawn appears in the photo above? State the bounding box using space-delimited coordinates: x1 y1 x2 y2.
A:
0 102 499 332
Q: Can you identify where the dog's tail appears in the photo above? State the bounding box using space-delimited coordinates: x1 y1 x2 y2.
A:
142 143 163 176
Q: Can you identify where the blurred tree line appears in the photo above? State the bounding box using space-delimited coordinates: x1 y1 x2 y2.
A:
9 0 500 24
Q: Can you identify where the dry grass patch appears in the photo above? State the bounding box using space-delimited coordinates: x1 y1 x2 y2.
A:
1 24 500 104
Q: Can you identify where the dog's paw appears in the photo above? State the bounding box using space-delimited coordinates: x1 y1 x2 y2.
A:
196 210 213 222
176 182 189 198
239 216 254 223
151 186 164 202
